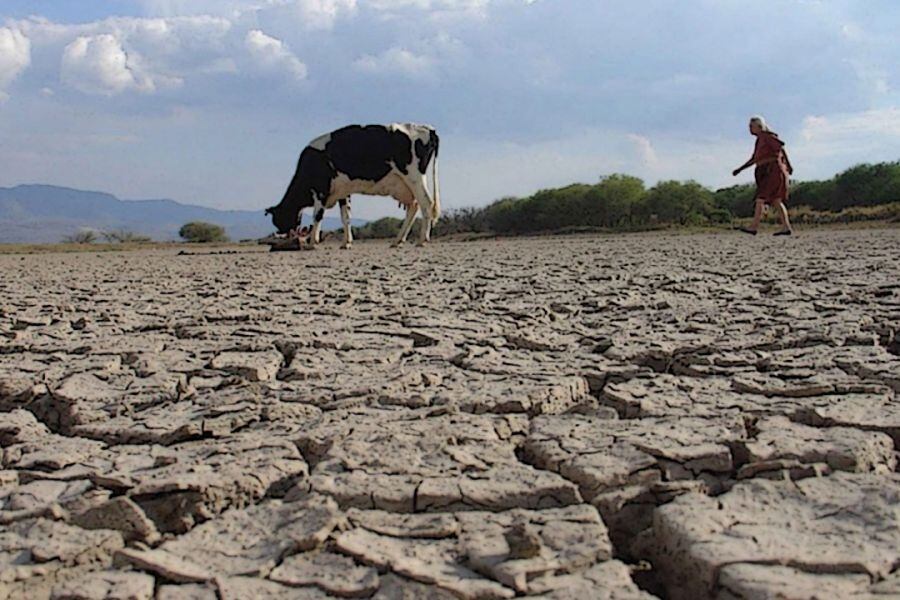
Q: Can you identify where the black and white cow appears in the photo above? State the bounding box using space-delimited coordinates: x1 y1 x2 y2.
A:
266 123 440 248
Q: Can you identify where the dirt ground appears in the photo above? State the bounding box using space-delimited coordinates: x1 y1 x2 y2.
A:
1 229 899 599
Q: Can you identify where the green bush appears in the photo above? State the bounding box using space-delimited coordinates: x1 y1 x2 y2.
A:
344 160 900 240
353 217 399 239
179 222 228 243
643 180 714 225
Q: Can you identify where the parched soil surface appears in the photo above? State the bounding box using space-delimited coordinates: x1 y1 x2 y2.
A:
2 229 899 600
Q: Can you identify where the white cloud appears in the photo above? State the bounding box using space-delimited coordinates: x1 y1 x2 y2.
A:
292 0 358 29
61 34 161 95
627 134 659 167
245 30 307 80
18 16 232 95
142 0 507 20
364 0 494 22
367 0 486 8
137 0 274 18
122 17 233 60
0 27 31 100
141 0 357 30
353 46 434 78
798 108 900 156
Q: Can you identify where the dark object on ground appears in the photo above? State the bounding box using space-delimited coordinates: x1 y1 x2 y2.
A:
773 229 793 236
177 250 243 256
737 227 758 235
267 237 314 252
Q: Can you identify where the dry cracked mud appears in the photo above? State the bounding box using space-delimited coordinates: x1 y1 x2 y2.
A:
1 228 899 599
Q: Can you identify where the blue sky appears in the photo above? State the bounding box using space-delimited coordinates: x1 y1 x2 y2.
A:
1 0 899 219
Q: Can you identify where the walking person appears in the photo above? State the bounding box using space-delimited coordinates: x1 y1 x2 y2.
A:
733 116 794 235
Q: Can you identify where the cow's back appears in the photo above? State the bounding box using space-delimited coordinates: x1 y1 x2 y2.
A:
324 125 413 181
302 123 438 209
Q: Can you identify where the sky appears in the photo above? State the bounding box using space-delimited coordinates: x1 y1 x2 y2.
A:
1 0 899 219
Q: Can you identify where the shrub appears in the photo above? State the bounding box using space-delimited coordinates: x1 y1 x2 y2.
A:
62 230 98 244
352 217 409 239
179 222 228 243
102 229 152 243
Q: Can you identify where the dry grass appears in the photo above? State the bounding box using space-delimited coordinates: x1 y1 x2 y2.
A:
788 202 900 225
730 202 900 231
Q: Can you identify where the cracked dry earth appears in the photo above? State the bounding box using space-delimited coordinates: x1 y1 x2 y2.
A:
1 228 899 600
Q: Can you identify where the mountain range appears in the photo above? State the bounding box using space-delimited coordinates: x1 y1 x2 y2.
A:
0 185 364 243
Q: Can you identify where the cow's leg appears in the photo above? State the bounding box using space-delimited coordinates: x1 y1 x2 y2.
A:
410 179 434 246
392 203 419 247
339 197 353 249
310 198 325 245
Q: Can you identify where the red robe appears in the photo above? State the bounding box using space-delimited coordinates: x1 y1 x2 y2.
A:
753 131 790 204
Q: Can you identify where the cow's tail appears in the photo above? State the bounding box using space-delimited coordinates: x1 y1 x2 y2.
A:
431 131 441 221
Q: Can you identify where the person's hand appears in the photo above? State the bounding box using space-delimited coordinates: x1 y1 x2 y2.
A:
732 168 741 176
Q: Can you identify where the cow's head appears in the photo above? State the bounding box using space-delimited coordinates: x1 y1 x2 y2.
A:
265 204 297 235
268 152 321 234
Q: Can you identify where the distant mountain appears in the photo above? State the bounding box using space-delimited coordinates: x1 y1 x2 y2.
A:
0 185 366 243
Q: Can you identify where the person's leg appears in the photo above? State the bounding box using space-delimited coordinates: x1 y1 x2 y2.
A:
739 198 764 234
751 198 765 231
773 199 792 234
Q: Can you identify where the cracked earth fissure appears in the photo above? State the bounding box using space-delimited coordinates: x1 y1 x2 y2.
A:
2 230 900 599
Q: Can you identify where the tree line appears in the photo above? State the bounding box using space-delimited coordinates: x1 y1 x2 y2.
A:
57 160 900 244
354 160 900 239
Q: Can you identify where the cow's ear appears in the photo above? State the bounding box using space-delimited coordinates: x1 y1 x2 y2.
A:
264 208 272 216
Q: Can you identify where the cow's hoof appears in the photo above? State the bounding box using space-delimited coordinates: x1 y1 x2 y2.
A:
390 242 403 249
340 244 352 250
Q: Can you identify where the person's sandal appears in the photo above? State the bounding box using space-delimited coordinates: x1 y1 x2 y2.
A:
773 229 793 236
737 227 758 235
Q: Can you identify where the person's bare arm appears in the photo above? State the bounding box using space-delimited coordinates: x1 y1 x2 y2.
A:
733 157 753 176
733 155 777 176
782 149 794 175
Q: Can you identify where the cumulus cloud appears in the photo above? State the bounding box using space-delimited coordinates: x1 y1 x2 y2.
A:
9 0 503 99
142 0 357 30
61 34 159 95
798 108 900 155
367 0 485 8
627 134 659 167
364 0 493 22
0 27 31 100
143 0 501 19
137 0 273 18
353 46 434 78
120 17 233 62
17 16 234 95
245 30 307 80
15 14 314 94
292 0 358 29
27 15 235 52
